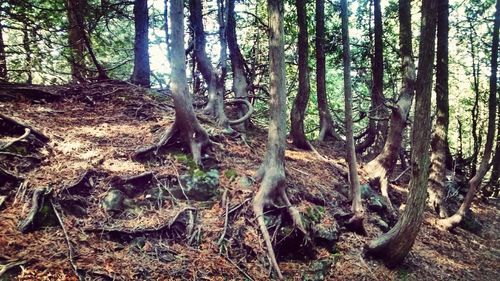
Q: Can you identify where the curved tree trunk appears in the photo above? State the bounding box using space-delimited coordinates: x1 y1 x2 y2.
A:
364 0 416 211
290 0 311 150
0 19 7 82
226 0 250 131
189 0 230 129
131 0 151 87
316 0 341 142
253 0 305 278
341 0 365 232
438 0 499 230
428 0 449 218
366 0 437 266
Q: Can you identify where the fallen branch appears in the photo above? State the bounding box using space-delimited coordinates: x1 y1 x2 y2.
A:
390 166 411 183
218 200 230 246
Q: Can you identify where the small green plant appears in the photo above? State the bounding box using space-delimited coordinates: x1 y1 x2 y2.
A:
305 205 325 224
224 169 238 182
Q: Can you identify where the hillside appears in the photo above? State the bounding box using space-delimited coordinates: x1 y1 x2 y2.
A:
0 83 499 280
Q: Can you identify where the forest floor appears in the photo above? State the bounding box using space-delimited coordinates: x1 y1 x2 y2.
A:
0 82 499 280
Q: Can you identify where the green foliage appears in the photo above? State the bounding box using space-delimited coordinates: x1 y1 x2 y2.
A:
224 169 238 182
305 205 325 224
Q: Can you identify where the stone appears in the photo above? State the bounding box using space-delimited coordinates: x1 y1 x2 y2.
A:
102 189 126 213
313 224 339 252
302 259 332 281
173 169 219 201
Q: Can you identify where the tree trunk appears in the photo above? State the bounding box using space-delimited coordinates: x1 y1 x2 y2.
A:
66 0 87 82
356 0 387 154
157 0 211 166
428 0 449 218
364 0 416 211
438 0 499 229
226 0 250 131
131 0 151 87
470 26 480 176
290 0 311 150
366 0 437 266
372 0 387 150
316 0 341 142
253 0 305 278
341 0 365 232
164 0 170 63
22 24 32 84
0 19 7 83
188 0 229 128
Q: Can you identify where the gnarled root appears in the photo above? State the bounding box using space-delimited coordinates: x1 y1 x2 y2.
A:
253 167 304 279
436 213 461 231
133 122 210 166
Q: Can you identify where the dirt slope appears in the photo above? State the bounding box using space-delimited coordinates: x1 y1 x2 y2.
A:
0 82 498 280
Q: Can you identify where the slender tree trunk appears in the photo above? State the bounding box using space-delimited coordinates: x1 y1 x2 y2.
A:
428 0 449 218
341 0 365 231
439 0 499 229
66 0 87 81
356 0 387 154
290 0 311 149
253 0 305 278
189 0 229 128
226 0 250 130
372 0 387 150
0 19 7 83
316 0 341 142
22 24 32 84
364 0 416 211
131 0 151 87
217 0 228 107
488 106 500 196
366 0 437 266
470 27 480 176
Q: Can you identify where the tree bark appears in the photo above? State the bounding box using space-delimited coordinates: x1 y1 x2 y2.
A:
341 0 365 232
226 0 250 131
0 19 7 83
364 0 416 211
66 0 87 81
156 0 211 166
428 0 449 218
438 0 499 229
22 24 32 84
316 0 341 142
290 0 311 149
253 0 305 278
366 0 437 266
356 0 387 154
131 0 151 87
189 0 229 128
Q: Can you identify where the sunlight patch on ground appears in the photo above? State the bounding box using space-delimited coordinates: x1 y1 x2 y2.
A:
101 159 146 173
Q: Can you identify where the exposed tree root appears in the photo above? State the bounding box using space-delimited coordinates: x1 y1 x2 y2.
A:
0 113 50 143
133 121 211 166
0 128 31 150
253 167 306 279
0 84 61 102
0 260 27 278
18 188 53 233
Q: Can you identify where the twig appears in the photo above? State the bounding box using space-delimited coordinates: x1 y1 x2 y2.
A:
222 254 254 281
13 180 28 206
1 128 31 150
218 201 230 246
390 166 411 183
228 198 251 215
50 200 83 280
